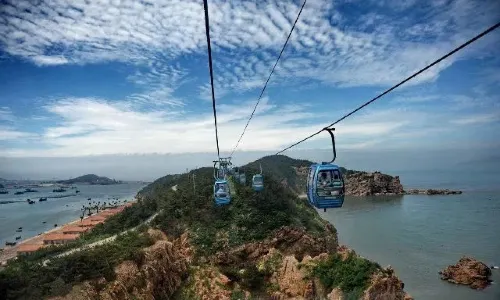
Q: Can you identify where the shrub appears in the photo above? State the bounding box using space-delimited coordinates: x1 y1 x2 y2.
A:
312 252 380 297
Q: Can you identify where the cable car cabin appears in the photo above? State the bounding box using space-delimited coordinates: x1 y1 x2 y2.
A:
306 163 345 210
239 173 246 185
214 180 231 206
252 174 264 191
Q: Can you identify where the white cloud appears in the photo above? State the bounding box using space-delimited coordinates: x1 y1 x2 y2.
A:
0 127 35 140
1 0 497 93
0 107 15 122
0 96 424 157
452 113 500 125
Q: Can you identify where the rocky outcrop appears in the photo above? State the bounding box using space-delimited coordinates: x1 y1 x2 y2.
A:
214 226 338 265
182 266 234 300
405 189 462 195
344 171 404 196
49 231 192 300
439 256 492 289
362 267 413 300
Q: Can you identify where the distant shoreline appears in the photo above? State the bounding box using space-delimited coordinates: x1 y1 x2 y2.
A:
0 199 137 265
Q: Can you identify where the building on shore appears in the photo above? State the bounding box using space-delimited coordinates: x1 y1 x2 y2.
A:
62 225 89 234
78 218 104 228
43 233 79 245
17 244 44 255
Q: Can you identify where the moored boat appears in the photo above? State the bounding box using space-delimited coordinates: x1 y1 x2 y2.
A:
39 197 47 202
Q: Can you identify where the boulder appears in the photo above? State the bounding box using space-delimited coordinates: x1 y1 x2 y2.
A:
439 256 492 289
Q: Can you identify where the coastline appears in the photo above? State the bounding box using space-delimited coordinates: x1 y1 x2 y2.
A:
0 201 136 265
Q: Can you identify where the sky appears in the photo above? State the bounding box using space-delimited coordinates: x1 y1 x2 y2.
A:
0 0 499 180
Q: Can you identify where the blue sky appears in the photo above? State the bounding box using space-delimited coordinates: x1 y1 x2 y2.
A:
0 0 499 163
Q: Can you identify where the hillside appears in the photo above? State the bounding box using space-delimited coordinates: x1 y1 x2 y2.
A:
58 174 121 185
0 156 410 300
243 155 404 196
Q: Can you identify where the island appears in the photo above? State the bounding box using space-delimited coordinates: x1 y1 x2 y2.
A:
57 174 122 185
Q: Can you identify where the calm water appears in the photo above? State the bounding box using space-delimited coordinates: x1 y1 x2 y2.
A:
319 171 500 300
0 183 146 246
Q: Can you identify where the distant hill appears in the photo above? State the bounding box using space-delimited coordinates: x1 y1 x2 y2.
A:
58 174 121 185
243 155 313 193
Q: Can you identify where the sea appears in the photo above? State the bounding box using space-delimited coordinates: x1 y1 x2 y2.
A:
0 183 146 247
319 170 500 300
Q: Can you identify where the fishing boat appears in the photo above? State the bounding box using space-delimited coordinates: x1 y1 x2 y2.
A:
42 221 46 224
5 241 16 246
14 191 24 195
27 199 35 204
0 190 8 194
39 197 47 202
53 188 66 193
75 190 80 193
15 228 22 232
15 236 21 240
24 188 38 193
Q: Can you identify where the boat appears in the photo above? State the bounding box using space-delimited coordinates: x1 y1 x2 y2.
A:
53 188 66 192
18 227 22 230
54 224 58 227
27 199 35 204
15 228 22 232
14 191 24 195
75 190 80 193
71 186 77 189
0 190 8 194
87 198 91 200
24 188 38 193
5 241 16 246
39 197 47 202
42 221 46 224
15 236 21 240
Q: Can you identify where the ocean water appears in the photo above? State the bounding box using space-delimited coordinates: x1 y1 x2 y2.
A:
318 170 500 300
0 183 146 246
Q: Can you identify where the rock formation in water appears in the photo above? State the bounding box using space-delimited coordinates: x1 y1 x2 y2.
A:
344 171 405 196
405 189 462 195
439 256 492 290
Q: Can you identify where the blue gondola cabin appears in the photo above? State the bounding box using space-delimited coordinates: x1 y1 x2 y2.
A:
214 180 231 206
306 163 345 210
252 174 264 191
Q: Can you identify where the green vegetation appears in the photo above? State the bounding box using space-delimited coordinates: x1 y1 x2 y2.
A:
312 252 381 299
0 231 153 300
84 199 157 239
149 165 326 258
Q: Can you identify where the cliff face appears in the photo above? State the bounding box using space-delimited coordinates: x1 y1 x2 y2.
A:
292 167 405 196
344 171 404 196
48 230 192 300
